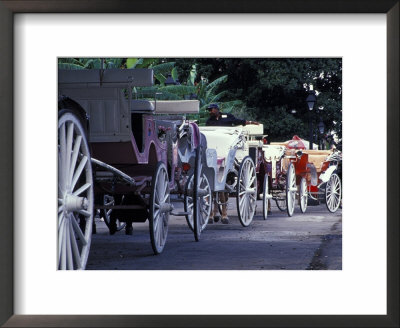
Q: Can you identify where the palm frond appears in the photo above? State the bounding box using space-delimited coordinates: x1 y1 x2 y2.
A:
171 67 179 81
220 100 244 108
155 73 166 85
152 62 176 76
136 58 160 68
58 58 83 65
133 86 160 98
187 64 197 86
205 75 228 93
58 63 86 70
126 58 142 69
207 90 228 103
159 85 197 96
153 90 182 100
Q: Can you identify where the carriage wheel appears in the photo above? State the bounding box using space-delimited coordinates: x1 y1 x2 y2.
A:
149 162 170 254
184 173 212 234
299 177 308 213
236 156 257 227
275 197 287 211
286 162 296 217
262 174 272 220
325 173 342 213
192 145 201 241
102 195 126 234
58 111 93 270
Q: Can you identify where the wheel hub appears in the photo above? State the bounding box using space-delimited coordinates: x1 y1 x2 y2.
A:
197 188 209 197
159 203 173 213
64 193 89 212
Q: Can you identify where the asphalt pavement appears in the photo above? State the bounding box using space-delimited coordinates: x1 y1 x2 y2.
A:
86 198 342 270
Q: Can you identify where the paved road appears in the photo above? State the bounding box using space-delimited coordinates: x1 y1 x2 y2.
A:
86 198 342 270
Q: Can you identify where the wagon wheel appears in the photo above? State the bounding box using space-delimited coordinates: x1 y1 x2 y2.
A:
275 197 287 211
299 177 308 213
262 174 272 220
102 195 126 234
149 162 170 254
286 162 296 217
192 145 201 241
184 173 212 235
58 110 93 270
236 156 257 227
325 173 342 213
190 145 211 241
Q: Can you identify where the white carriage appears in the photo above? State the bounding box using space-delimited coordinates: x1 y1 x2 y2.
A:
190 125 258 228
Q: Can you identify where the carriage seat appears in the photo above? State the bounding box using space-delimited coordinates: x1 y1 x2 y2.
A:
301 150 332 156
200 128 241 165
262 145 285 162
151 100 199 114
131 99 155 112
301 150 332 172
306 154 329 173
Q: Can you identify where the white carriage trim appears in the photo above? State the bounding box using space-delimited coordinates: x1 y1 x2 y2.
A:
241 124 264 135
131 99 155 112
262 145 285 161
206 149 218 169
199 128 243 161
318 165 337 183
150 100 200 114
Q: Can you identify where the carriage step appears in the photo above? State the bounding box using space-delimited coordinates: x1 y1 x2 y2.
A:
171 211 190 216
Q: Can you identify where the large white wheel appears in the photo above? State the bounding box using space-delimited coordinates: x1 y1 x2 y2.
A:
299 177 308 213
262 174 272 220
149 162 170 254
58 111 93 270
286 162 296 217
102 195 126 234
236 156 257 227
184 173 212 233
325 173 342 213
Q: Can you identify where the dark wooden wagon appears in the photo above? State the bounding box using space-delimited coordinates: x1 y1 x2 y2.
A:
57 68 208 270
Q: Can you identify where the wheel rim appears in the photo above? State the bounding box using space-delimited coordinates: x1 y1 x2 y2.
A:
58 112 93 270
299 177 308 213
149 163 170 254
103 195 126 233
325 173 341 212
275 197 287 211
286 163 296 217
237 157 257 227
262 174 270 220
185 174 212 232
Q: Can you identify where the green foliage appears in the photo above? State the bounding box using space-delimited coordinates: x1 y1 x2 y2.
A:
152 62 176 78
126 58 141 68
187 64 197 86
177 58 342 141
58 57 342 141
171 67 179 81
58 58 125 69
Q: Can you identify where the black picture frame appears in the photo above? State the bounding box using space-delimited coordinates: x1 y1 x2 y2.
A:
0 1 398 327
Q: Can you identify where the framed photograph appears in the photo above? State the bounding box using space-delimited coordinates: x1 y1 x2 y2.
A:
1 1 398 327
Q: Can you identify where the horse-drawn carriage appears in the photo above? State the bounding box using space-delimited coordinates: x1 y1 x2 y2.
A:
287 148 342 214
58 68 209 270
246 130 342 218
197 125 259 227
